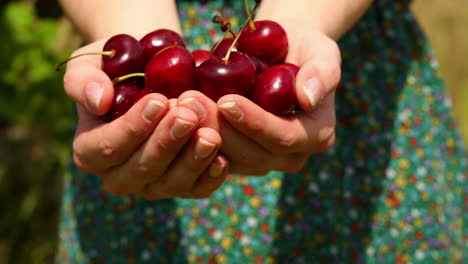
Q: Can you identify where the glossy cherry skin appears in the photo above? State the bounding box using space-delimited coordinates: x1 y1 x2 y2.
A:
249 56 268 76
107 82 142 121
280 62 300 76
237 20 288 65
145 46 196 99
134 88 152 103
102 34 146 79
197 52 256 102
211 37 235 58
140 29 186 60
252 65 297 115
192 49 212 67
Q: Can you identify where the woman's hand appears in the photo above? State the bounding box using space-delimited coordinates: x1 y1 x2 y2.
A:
63 40 229 199
177 21 341 175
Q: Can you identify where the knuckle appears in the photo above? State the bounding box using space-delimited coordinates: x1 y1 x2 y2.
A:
132 161 153 180
97 139 117 159
103 181 129 196
155 139 170 153
72 152 91 173
277 133 302 152
72 140 95 173
122 120 147 140
316 130 336 153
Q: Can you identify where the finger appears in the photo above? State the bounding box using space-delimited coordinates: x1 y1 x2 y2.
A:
217 94 336 154
287 35 341 111
178 91 276 174
104 107 199 195
177 90 217 128
144 127 221 199
189 154 229 199
62 40 116 115
73 94 169 174
168 98 178 110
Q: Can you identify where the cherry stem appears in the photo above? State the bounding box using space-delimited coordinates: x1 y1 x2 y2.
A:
210 30 231 57
244 0 256 30
228 29 236 38
112 73 145 85
213 15 237 38
55 50 115 72
224 0 260 62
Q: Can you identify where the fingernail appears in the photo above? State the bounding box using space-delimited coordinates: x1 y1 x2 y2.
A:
179 98 206 121
218 102 243 121
209 162 225 177
142 100 165 122
85 82 103 113
304 77 323 108
195 138 216 159
171 118 196 138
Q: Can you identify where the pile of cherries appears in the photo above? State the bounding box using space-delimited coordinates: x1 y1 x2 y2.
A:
57 0 299 121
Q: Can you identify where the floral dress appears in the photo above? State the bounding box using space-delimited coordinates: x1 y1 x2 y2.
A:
57 0 467 263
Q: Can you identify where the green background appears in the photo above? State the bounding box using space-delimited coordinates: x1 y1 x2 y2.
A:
0 0 466 263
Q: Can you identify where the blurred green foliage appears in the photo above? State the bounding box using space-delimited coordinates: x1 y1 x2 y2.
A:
0 1 75 263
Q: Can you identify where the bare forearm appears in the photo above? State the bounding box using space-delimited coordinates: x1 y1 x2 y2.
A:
256 0 373 40
59 0 182 42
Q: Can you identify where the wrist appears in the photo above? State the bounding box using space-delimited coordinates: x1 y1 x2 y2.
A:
255 0 373 41
60 0 183 43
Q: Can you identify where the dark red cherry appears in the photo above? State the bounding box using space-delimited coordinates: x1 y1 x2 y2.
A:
197 52 256 102
249 56 268 76
252 65 296 115
237 20 288 65
107 82 142 121
134 88 153 103
280 62 300 76
145 46 196 98
102 34 146 79
211 37 235 58
140 29 186 59
192 49 212 67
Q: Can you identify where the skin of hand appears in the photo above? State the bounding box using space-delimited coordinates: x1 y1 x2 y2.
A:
59 0 371 196
63 40 229 199
176 0 374 176
177 21 341 175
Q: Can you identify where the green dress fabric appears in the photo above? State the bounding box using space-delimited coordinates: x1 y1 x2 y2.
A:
57 0 468 263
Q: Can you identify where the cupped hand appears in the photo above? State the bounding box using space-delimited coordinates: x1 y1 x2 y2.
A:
63 40 229 199
178 22 341 175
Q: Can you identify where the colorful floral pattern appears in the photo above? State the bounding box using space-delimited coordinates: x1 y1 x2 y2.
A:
57 0 467 263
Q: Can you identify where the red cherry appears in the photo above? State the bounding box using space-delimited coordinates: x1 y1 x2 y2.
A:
134 88 153 103
249 55 268 76
252 64 296 115
191 49 212 67
237 20 288 65
140 29 186 59
279 62 300 76
197 51 256 102
107 82 142 121
102 34 147 79
56 34 146 79
211 37 235 58
145 46 196 98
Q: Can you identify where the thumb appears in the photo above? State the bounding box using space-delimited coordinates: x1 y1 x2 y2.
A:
293 39 341 112
62 40 114 115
